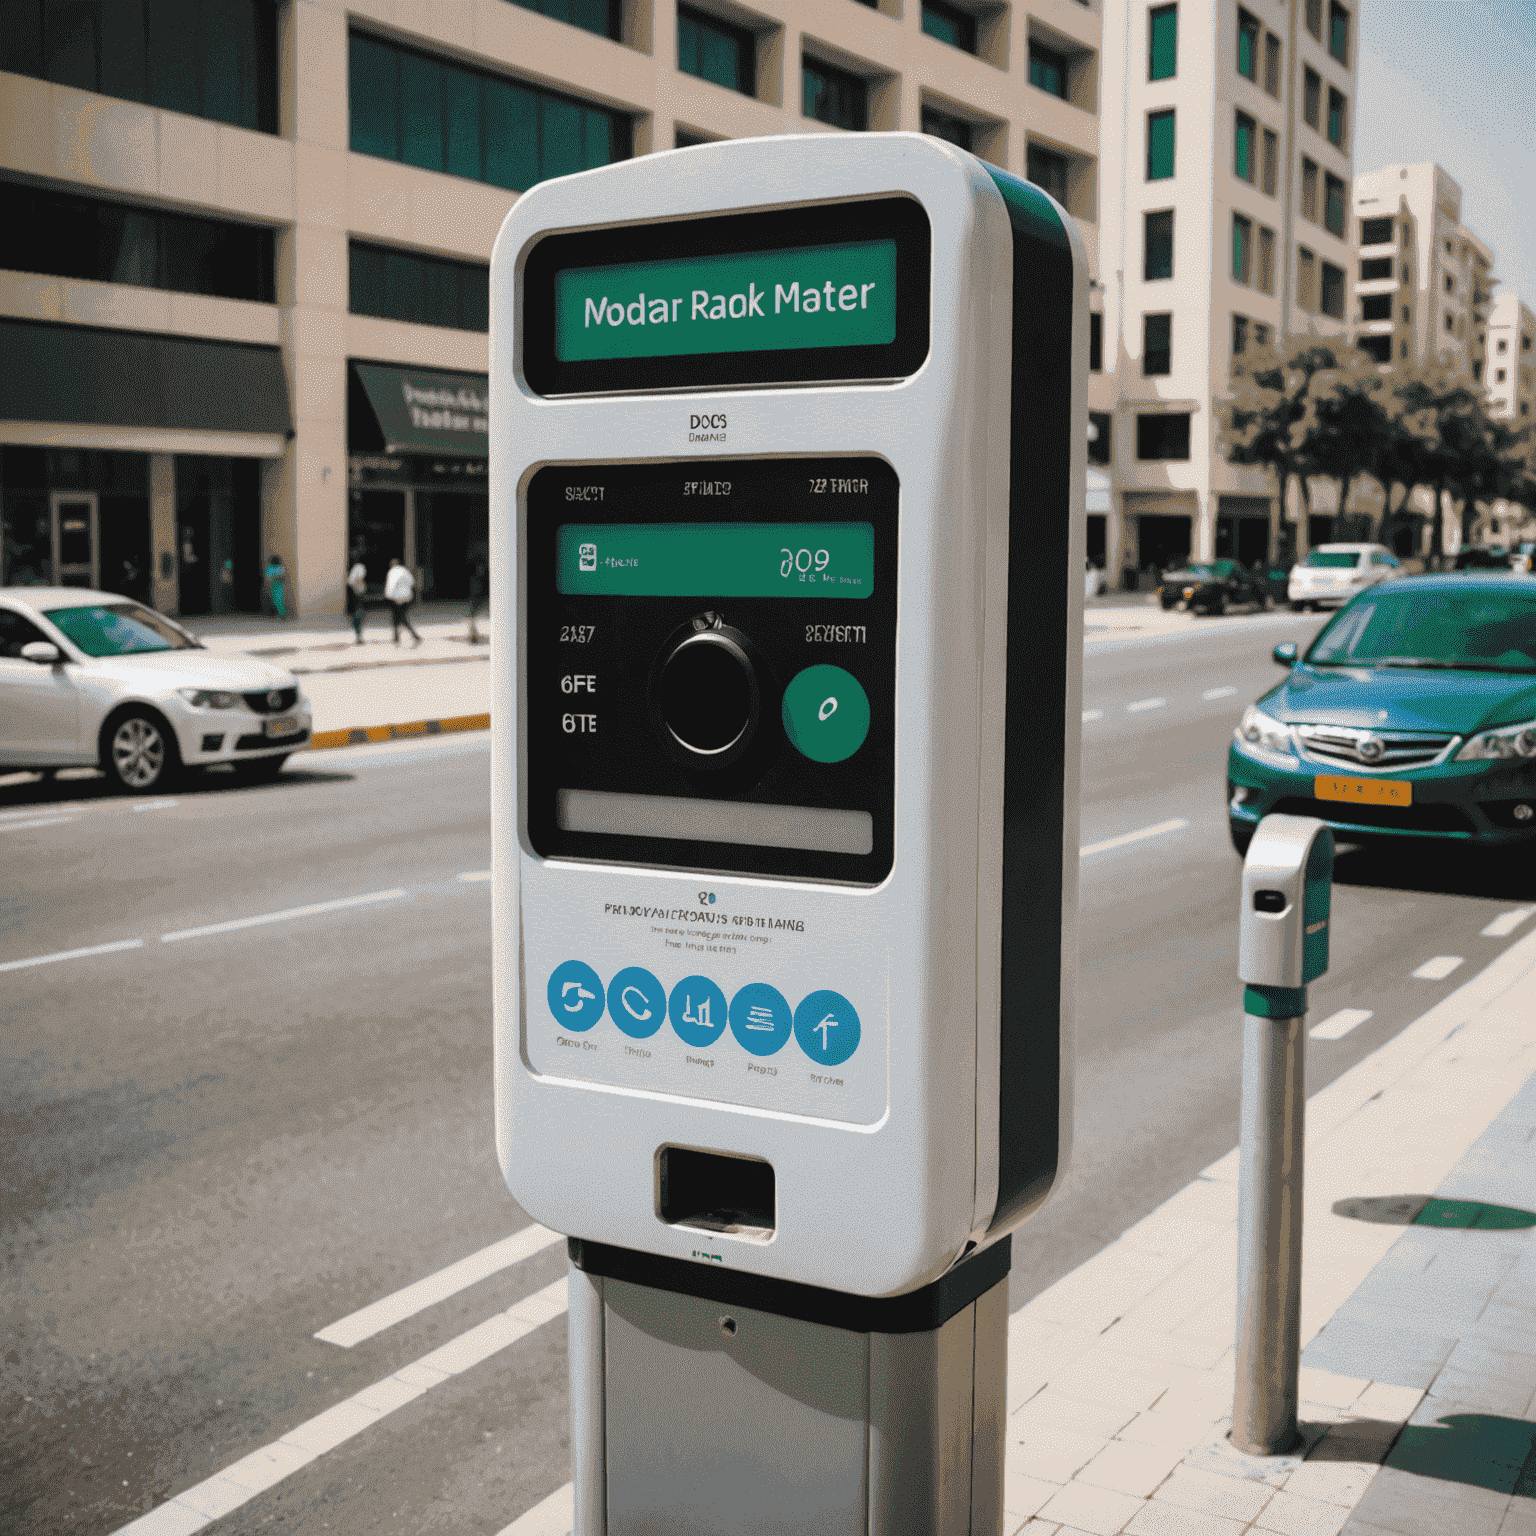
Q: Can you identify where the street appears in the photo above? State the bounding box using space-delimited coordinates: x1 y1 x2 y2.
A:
5 614 1534 1536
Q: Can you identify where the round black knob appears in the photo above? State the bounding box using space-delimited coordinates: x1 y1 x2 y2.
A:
654 621 759 762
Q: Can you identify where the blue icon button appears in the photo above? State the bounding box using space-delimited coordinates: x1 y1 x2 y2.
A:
547 960 605 1032
669 975 729 1048
794 989 861 1066
729 983 793 1057
609 966 666 1038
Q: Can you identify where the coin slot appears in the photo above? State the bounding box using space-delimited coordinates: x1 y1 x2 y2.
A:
658 1146 775 1242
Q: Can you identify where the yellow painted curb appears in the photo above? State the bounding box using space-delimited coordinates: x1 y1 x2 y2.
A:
307 712 490 751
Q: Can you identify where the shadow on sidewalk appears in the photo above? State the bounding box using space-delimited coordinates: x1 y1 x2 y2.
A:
1385 1413 1536 1498
1332 1195 1536 1229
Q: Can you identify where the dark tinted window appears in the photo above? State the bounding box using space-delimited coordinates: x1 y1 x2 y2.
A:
802 57 867 130
1089 311 1102 372
1088 411 1112 465
1358 334 1391 363
923 1 977 52
506 0 621 39
0 607 52 657
1360 256 1392 281
350 31 630 191
1147 109 1175 178
0 180 274 302
1148 4 1177 78
1143 312 1171 375
1 0 277 134
1320 261 1345 320
1237 8 1258 79
1144 210 1174 280
1360 293 1391 321
1328 0 1349 63
1360 216 1393 245
1136 413 1190 460
1309 587 1536 671
1026 142 1070 205
349 241 489 332
1324 173 1346 236
678 6 755 94
1029 41 1068 97
1327 88 1347 148
921 105 973 150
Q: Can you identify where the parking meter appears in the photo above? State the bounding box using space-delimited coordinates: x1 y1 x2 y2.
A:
490 133 1087 1302
1239 813 1333 1015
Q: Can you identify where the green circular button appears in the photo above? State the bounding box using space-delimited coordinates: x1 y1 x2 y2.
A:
782 665 870 764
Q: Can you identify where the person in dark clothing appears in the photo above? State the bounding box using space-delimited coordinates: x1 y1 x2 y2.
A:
384 557 421 647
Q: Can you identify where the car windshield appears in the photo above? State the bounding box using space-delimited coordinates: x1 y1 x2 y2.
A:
1307 588 1536 673
43 602 200 657
1303 550 1360 568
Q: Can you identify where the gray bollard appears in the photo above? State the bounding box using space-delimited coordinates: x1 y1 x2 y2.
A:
1231 814 1333 1457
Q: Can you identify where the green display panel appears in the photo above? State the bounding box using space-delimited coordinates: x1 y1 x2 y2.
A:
557 522 875 598
554 241 898 362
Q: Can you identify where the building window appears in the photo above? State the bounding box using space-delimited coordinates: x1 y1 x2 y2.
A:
1495 368 1507 383
1234 111 1256 182
508 0 621 40
1237 8 1259 79
1445 313 1456 333
1233 213 1253 285
1 0 278 134
1496 338 1508 353
1359 335 1391 363
1328 1 1350 64
1321 261 1345 319
1360 293 1391 320
1305 0 1322 38
1029 41 1069 98
1025 142 1071 204
1301 158 1319 221
1143 312 1172 375
1147 109 1176 179
1233 313 1250 355
1089 311 1103 372
1327 88 1347 148
1257 225 1275 294
1136 413 1191 460
0 179 274 302
1144 210 1174 280
1324 172 1346 237
803 57 868 130
678 6 755 95
350 32 629 190
1358 256 1391 280
924 1 977 52
1298 246 1317 311
1264 32 1281 96
1303 67 1321 130
921 105 972 149
1360 216 1393 245
1088 411 1112 465
1443 273 1455 294
1148 3 1178 79
1261 128 1278 195
1403 305 1411 322
349 241 489 331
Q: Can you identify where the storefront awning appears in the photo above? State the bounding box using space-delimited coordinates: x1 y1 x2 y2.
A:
350 362 488 458
0 318 292 438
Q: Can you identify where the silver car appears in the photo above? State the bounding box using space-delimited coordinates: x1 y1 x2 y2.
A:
0 588 311 792
1287 543 1403 612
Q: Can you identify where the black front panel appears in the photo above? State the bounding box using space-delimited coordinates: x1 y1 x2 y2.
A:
525 458 897 883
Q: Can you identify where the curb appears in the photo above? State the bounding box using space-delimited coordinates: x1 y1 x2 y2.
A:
307 713 490 751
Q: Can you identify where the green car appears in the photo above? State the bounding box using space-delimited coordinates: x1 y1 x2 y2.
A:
1228 574 1536 858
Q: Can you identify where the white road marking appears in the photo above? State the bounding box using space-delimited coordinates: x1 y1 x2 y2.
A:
457 870 493 883
1082 709 1103 722
1126 696 1166 712
134 799 179 812
1412 955 1465 981
110 1277 570 1536
159 889 408 945
1310 1008 1374 1041
0 938 145 973
1483 907 1535 938
316 1225 562 1347
1203 686 1237 700
0 815 76 832
498 1482 574 1536
1079 818 1188 859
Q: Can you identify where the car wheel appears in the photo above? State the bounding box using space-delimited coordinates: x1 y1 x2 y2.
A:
237 755 289 784
104 710 179 793
1230 820 1254 858
1211 592 1226 617
1289 600 1303 612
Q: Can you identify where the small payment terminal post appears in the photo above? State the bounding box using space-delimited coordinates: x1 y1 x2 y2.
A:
491 135 1087 1535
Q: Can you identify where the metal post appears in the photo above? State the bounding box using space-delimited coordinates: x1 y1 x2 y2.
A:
1231 1010 1305 1455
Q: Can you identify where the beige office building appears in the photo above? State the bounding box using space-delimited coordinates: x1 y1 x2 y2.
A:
1 0 1106 617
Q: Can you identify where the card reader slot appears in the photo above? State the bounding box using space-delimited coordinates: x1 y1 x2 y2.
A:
558 787 873 856
659 1146 776 1243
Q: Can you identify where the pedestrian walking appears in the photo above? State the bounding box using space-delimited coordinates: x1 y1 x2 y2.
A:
384 557 421 647
346 548 369 644
262 553 288 619
466 551 488 644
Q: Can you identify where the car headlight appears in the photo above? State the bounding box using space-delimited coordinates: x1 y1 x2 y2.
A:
1456 719 1536 761
1236 704 1296 756
178 688 243 710
1182 585 1197 598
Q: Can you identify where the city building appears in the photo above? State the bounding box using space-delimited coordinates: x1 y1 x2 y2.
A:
1094 0 1358 580
1 0 1104 617
1486 292 1534 430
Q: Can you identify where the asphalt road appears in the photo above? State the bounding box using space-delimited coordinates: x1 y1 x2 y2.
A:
5 616 1534 1535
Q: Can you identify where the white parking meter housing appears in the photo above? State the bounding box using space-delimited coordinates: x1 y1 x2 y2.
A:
1239 813 1333 1003
490 134 1087 1300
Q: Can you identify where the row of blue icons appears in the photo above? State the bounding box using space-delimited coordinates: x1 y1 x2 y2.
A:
546 960 860 1067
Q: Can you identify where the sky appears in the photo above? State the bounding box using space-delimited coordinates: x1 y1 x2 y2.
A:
1356 0 1536 306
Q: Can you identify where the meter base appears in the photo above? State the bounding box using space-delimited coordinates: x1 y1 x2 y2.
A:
567 1240 1010 1535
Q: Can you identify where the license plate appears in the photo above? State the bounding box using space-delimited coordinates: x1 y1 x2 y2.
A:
265 715 301 738
1314 775 1411 807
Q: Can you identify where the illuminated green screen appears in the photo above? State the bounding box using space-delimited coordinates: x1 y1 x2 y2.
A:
553 241 897 362
557 523 874 598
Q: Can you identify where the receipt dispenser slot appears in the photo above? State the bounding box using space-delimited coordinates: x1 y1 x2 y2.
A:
659 1146 776 1240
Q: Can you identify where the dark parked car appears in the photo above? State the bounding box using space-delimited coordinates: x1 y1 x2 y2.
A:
1158 558 1270 616
1228 575 1536 858
1453 547 1513 572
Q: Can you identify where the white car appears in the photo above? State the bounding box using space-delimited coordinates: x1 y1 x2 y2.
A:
1287 543 1402 612
0 588 311 792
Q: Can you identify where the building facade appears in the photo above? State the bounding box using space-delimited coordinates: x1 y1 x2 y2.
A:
1095 0 1357 581
1 0 1106 617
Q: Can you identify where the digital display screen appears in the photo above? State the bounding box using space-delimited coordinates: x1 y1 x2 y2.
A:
556 522 874 598
554 240 898 363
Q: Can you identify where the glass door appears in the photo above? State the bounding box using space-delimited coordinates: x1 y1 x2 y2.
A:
51 492 99 588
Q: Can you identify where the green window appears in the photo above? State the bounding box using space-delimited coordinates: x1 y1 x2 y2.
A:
1147 109 1176 179
1144 210 1174 280
1324 173 1346 237
678 6 755 95
1029 42 1068 98
1149 4 1178 79
506 0 621 40
1026 142 1071 206
1327 88 1346 148
349 32 629 192
923 1 977 52
1328 1 1349 63
349 241 489 332
921 105 973 151
1233 213 1253 284
803 57 867 130
1237 9 1259 80
1321 261 1345 319
1234 111 1255 182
